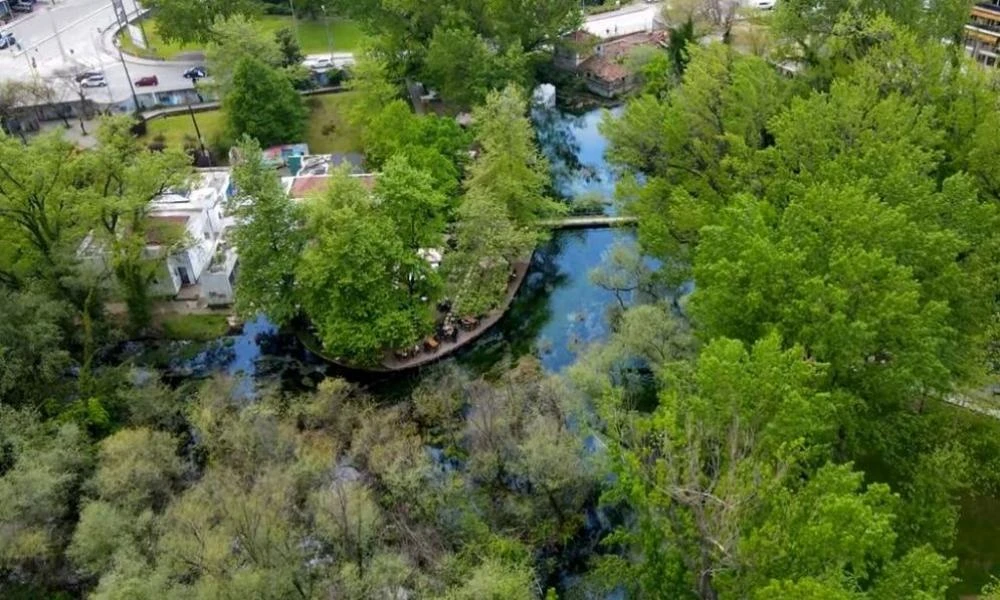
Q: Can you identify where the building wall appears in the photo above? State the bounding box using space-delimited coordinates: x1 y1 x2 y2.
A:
966 3 1000 67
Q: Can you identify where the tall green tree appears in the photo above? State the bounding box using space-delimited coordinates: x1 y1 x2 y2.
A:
375 154 447 251
205 15 284 97
228 137 304 325
466 85 562 226
0 288 72 409
296 171 437 363
0 131 84 285
142 0 261 45
82 117 191 331
344 0 578 102
594 334 953 599
424 26 529 108
224 56 307 147
444 191 535 317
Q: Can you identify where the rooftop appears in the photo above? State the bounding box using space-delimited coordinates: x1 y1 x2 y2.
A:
145 215 190 245
152 169 231 211
285 173 377 200
580 55 631 81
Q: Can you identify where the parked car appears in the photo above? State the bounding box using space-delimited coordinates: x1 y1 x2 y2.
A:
10 3 31 13
183 66 206 79
74 69 102 82
0 33 15 49
80 75 107 88
303 57 333 71
135 75 159 86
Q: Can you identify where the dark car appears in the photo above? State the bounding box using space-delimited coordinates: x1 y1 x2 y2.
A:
135 75 159 87
74 69 102 82
0 33 15 49
182 66 206 79
10 3 31 13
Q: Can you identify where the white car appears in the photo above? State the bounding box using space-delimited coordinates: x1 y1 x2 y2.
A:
303 57 334 71
80 75 107 88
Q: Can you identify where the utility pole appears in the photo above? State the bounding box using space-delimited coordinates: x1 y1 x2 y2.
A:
130 0 148 48
288 0 299 39
48 6 68 62
321 4 333 58
187 103 210 166
117 47 140 110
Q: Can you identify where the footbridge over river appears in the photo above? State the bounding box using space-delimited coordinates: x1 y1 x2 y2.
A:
541 215 638 229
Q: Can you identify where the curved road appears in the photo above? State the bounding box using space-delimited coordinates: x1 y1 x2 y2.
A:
0 0 200 105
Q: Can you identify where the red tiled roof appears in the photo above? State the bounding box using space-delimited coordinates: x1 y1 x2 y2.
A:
289 176 331 199
288 174 377 200
580 56 630 81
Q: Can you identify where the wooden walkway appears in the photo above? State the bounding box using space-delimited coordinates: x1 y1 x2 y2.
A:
542 215 638 229
299 258 533 373
300 215 636 373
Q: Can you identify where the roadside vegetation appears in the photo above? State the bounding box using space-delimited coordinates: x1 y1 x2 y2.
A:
156 313 232 340
117 15 365 59
140 93 359 158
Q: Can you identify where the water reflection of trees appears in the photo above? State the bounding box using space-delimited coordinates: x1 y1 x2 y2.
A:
532 107 585 199
456 233 572 375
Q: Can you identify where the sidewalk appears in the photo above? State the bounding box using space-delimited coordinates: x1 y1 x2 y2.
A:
98 11 203 67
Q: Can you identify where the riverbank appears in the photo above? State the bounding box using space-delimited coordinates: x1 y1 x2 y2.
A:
298 258 532 372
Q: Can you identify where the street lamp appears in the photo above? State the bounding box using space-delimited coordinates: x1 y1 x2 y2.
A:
117 47 141 111
321 4 333 58
288 0 299 39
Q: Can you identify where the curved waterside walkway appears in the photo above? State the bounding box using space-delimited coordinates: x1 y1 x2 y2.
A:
299 259 532 373
300 217 638 373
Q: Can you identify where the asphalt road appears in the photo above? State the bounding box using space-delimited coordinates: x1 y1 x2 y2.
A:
583 2 664 38
0 0 197 104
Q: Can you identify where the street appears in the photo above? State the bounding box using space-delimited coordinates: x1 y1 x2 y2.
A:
582 2 664 38
0 0 197 104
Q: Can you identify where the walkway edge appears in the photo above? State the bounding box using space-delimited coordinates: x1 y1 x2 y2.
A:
298 256 534 373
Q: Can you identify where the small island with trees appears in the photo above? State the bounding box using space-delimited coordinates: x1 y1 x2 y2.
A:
230 82 565 368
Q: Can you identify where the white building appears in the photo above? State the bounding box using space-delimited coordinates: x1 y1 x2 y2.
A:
78 168 239 306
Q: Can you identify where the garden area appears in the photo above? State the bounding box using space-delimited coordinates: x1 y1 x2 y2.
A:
141 92 361 159
118 15 366 60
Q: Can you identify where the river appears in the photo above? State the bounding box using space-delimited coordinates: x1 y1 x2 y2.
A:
140 105 637 391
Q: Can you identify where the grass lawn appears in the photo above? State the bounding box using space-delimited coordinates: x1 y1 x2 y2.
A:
144 108 227 152
304 92 362 154
157 314 231 341
118 15 365 60
140 92 362 156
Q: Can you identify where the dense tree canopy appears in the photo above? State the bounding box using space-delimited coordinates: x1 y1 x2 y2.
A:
228 137 305 325
142 0 261 45
6 3 1000 600
342 0 581 105
224 56 307 147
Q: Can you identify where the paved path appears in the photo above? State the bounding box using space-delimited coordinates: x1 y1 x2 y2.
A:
944 392 1000 420
542 215 638 229
583 2 664 38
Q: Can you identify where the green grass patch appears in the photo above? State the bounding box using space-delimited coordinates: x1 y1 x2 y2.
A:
256 16 365 54
145 109 227 152
157 314 231 341
117 19 199 60
304 92 363 154
117 15 365 60
140 92 362 156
